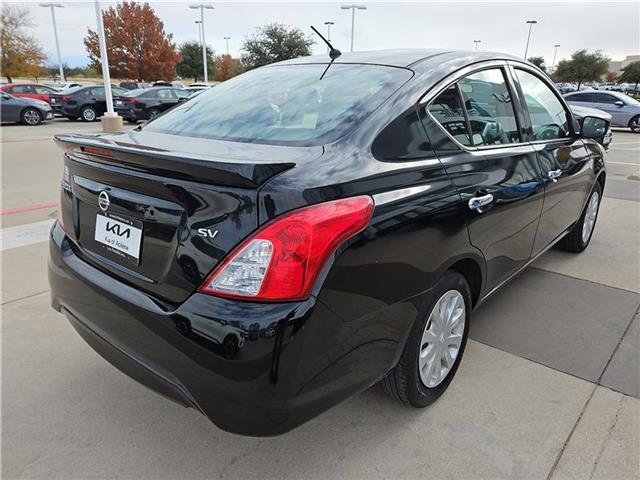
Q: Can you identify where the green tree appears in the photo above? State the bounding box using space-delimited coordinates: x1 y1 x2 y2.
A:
241 23 313 70
554 49 609 89
0 4 47 82
527 56 547 72
176 41 215 82
619 61 640 91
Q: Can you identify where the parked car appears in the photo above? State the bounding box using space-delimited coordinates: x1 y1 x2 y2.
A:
564 90 640 132
50 50 608 436
54 81 84 90
0 92 54 125
570 105 612 149
49 85 128 121
113 87 190 123
119 81 150 90
0 83 59 103
183 86 209 96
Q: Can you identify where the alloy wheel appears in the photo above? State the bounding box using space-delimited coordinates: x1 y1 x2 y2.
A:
23 109 41 125
631 117 640 133
419 289 465 388
581 191 599 243
82 108 96 122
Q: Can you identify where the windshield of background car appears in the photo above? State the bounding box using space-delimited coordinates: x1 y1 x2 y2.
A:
145 64 413 146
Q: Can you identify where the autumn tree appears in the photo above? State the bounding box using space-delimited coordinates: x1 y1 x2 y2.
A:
214 54 237 81
554 50 609 89
84 2 180 81
0 4 47 82
619 61 640 91
176 41 214 82
605 71 618 83
241 23 313 70
527 56 547 72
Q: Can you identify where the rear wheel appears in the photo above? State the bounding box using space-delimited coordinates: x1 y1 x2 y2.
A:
148 109 161 120
80 106 97 122
21 108 42 126
629 115 640 133
559 182 602 253
378 270 471 407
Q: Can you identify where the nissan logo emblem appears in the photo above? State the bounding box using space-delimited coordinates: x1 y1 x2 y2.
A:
98 191 110 212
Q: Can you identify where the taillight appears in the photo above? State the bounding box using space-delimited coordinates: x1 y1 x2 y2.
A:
59 95 70 102
127 98 138 105
198 196 374 302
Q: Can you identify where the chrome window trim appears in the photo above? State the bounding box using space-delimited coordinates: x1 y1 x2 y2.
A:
420 60 529 153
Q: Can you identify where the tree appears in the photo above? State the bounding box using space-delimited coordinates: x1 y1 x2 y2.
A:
0 4 47 82
176 41 214 82
619 61 640 91
84 2 180 81
527 56 547 72
214 54 237 81
241 23 313 70
553 49 609 89
605 71 618 83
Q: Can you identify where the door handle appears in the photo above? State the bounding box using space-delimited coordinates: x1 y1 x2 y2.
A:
468 193 494 213
548 169 562 182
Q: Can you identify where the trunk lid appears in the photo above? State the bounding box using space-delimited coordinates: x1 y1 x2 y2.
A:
55 130 319 304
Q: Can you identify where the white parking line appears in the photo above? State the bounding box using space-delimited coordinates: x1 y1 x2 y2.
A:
0 219 55 251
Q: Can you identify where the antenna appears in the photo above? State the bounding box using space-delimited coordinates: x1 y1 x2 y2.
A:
310 25 342 60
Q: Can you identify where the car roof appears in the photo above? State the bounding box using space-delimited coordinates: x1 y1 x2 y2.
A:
274 49 524 70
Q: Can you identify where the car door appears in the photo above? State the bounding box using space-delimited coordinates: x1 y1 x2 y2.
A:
156 88 177 111
590 92 629 126
88 86 105 114
510 65 593 254
426 65 544 290
0 93 21 122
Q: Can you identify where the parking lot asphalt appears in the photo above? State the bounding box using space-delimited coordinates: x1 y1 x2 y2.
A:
2 119 639 479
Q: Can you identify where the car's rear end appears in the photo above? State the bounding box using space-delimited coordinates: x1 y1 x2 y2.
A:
113 89 147 121
49 61 414 435
49 87 83 117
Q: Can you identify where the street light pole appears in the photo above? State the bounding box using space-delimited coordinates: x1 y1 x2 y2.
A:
195 20 202 47
523 20 537 59
340 4 367 52
324 21 334 53
39 3 65 82
551 44 561 73
189 3 214 83
473 40 481 52
94 0 121 131
224 36 230 55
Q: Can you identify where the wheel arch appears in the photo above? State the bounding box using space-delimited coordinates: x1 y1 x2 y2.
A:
447 257 483 308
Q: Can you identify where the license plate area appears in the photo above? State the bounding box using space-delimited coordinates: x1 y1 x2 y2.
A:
94 212 143 266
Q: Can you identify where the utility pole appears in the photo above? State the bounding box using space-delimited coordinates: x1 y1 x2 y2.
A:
340 4 367 52
524 20 537 59
473 40 481 52
189 4 214 83
551 44 561 73
324 21 334 53
224 36 230 55
39 3 65 82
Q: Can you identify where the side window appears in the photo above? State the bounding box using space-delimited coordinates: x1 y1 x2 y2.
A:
174 89 189 99
34 86 52 94
458 69 520 146
566 93 592 103
372 107 437 161
11 85 34 94
157 89 173 99
428 84 472 146
515 69 569 140
90 87 105 98
592 93 619 105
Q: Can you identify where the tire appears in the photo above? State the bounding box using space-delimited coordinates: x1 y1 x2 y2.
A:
148 109 161 120
80 106 97 122
559 182 602 253
629 115 640 133
21 108 42 126
378 270 471 407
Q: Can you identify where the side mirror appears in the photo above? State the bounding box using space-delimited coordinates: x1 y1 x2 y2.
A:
580 116 609 146
614 100 625 107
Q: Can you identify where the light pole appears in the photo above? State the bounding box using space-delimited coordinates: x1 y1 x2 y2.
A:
523 20 537 59
324 21 334 53
94 0 121 131
224 36 230 55
195 20 202 45
473 40 481 52
189 3 214 83
340 4 367 52
551 44 560 73
39 3 65 82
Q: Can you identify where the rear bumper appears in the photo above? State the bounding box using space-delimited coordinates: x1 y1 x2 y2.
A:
114 107 140 121
48 222 404 435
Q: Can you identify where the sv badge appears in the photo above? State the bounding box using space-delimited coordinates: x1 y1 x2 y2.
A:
197 228 219 239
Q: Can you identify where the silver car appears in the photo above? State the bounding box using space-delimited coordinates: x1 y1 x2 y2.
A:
564 90 640 132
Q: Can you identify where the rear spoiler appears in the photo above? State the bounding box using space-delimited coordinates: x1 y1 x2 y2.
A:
54 133 295 189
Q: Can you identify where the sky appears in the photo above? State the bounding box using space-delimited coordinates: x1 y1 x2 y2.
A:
10 0 640 69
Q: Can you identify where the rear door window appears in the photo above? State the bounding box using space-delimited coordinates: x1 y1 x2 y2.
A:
592 93 620 104
514 69 570 140
428 84 472 146
458 69 520 146
566 93 593 103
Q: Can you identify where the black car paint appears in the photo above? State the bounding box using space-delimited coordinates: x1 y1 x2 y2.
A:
113 87 188 122
49 85 128 119
49 50 606 436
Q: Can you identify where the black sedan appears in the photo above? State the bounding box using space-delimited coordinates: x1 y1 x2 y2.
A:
50 50 608 436
49 85 128 121
113 87 190 123
0 92 53 125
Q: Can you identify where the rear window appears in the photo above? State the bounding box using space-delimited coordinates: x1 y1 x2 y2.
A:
145 64 413 146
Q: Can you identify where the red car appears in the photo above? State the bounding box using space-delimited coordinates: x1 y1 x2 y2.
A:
0 83 58 103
